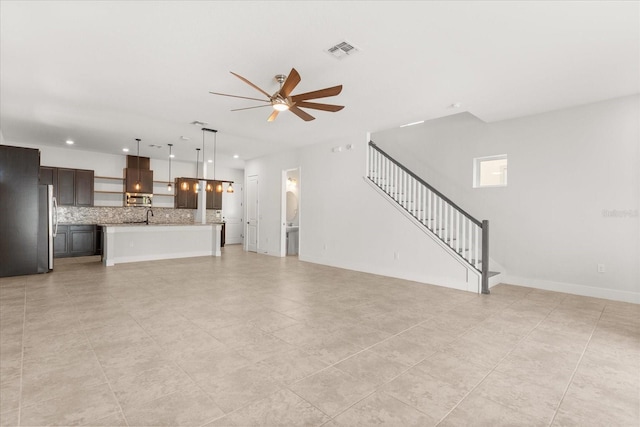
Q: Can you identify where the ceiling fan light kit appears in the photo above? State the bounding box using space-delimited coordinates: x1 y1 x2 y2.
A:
272 99 290 111
210 68 344 122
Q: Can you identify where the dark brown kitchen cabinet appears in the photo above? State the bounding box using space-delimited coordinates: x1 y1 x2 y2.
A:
174 178 223 209
124 168 153 194
39 166 57 188
57 168 76 205
53 225 69 257
206 180 223 210
39 166 94 206
69 225 95 256
174 178 198 209
54 225 98 258
75 169 94 206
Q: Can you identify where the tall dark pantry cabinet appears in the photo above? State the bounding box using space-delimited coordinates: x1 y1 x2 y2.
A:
0 145 55 277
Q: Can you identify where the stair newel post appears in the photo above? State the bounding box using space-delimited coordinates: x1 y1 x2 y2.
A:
481 219 490 295
367 141 374 180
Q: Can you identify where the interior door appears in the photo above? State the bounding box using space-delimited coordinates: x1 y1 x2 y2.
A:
246 175 258 252
222 183 243 245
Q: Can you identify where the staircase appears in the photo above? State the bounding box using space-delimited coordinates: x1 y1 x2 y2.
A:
367 141 493 294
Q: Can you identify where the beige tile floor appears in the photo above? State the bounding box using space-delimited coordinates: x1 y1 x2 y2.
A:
0 245 638 426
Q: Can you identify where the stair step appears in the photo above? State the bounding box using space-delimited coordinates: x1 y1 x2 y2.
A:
488 271 500 278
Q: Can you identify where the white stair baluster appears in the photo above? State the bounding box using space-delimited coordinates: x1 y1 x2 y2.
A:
412 178 416 216
401 171 405 206
467 219 473 263
384 157 389 192
474 225 480 269
427 190 432 228
455 211 460 253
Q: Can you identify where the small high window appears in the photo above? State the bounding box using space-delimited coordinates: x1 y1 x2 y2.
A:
473 155 507 188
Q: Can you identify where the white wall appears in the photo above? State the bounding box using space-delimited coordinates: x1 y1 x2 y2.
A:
373 95 639 302
244 149 299 255
245 132 479 291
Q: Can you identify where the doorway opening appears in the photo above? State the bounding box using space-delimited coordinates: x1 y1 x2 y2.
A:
281 168 300 257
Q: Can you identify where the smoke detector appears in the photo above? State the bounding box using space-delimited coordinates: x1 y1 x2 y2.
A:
326 40 360 59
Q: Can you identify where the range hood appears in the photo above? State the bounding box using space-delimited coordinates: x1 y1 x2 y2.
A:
124 155 153 203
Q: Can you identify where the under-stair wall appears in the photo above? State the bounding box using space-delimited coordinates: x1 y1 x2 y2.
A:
366 141 493 294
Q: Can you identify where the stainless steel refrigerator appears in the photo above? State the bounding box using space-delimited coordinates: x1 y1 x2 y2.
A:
37 184 57 273
0 145 57 277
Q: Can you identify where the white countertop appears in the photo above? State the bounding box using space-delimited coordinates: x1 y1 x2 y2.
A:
99 222 224 227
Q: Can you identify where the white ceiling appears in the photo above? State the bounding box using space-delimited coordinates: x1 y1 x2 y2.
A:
1 1 638 168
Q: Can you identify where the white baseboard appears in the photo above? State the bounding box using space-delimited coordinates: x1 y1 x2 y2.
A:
299 254 477 293
502 275 640 304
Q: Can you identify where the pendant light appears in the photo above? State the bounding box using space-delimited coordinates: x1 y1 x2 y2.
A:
134 138 141 192
202 128 206 177
194 148 200 193
227 182 235 193
202 128 219 193
213 130 223 193
167 144 173 192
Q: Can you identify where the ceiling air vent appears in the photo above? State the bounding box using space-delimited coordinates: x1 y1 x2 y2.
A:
326 41 359 59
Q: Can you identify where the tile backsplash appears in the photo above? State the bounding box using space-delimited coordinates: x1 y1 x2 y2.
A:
58 206 222 224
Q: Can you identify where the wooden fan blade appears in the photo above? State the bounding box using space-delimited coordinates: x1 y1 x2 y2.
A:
230 71 271 98
267 110 279 122
295 101 344 112
231 104 273 112
289 106 315 121
209 92 270 103
279 68 301 98
290 85 342 102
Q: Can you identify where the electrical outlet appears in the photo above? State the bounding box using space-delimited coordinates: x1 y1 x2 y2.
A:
597 264 605 273
394 251 400 260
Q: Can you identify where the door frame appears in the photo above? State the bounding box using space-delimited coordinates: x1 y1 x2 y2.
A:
281 167 300 257
246 175 258 253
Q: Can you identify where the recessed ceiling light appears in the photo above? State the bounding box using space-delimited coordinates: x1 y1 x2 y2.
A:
400 120 424 128
169 154 175 158
122 148 129 152
233 154 239 159
65 140 74 145
207 159 213 163
450 102 462 108
180 136 190 141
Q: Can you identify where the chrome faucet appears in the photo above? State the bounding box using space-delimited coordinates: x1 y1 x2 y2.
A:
145 208 154 225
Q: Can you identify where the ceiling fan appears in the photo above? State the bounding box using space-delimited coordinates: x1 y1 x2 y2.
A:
209 68 343 122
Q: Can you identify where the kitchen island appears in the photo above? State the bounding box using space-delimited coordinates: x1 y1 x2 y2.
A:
101 223 223 266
